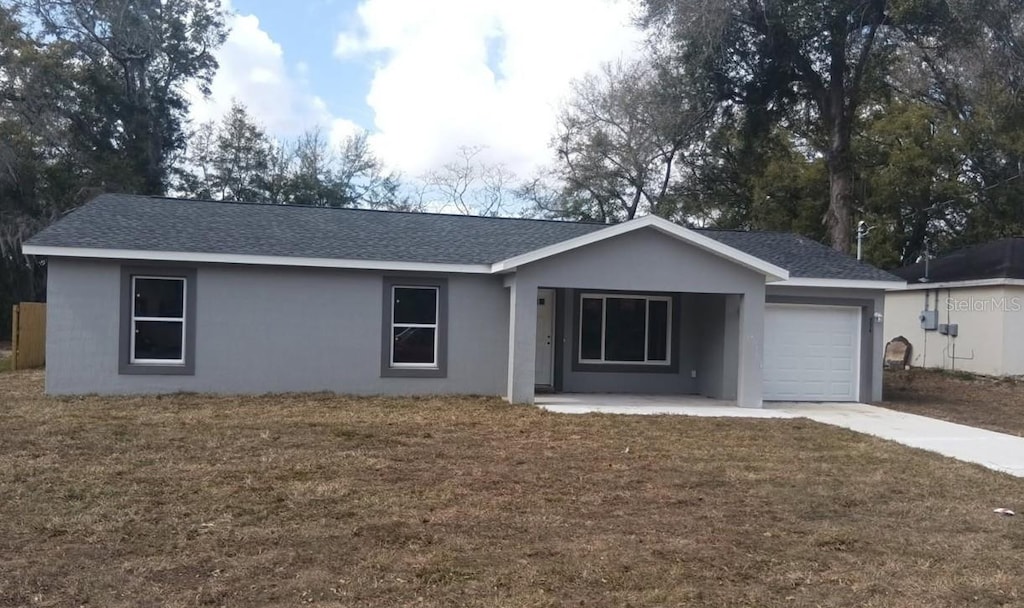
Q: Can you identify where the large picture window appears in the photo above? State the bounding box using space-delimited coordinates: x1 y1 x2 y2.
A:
579 294 671 365
131 276 187 364
390 285 439 367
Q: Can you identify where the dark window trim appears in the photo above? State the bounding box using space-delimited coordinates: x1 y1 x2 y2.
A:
571 289 680 374
381 276 448 378
119 265 197 376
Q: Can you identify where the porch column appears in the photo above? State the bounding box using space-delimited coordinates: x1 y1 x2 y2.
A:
505 277 538 404
736 286 765 408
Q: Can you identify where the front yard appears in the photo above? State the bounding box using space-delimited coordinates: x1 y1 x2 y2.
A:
1 370 1022 607
0 341 10 372
884 368 1024 437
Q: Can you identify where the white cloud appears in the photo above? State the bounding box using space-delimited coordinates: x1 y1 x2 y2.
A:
329 117 362 148
187 8 337 140
334 0 643 176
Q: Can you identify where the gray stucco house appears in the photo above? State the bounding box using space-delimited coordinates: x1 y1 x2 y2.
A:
23 194 904 407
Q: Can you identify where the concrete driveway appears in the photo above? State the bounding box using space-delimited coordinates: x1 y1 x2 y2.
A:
538 394 1024 478
777 402 1024 478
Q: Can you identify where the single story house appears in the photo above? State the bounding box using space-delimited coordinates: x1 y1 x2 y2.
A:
23 194 904 406
885 237 1024 376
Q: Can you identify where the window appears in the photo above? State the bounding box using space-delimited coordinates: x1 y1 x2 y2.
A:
578 294 671 365
120 267 196 375
381 278 448 378
131 276 187 364
390 286 439 367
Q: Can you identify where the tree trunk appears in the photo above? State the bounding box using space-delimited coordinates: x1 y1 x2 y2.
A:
826 163 853 253
825 121 854 253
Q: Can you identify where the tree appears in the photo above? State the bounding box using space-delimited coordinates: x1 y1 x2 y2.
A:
177 102 275 201
283 127 341 206
420 145 517 216
276 127 408 209
850 3 1024 266
178 118 410 209
856 101 968 267
545 58 708 223
639 0 1002 252
333 131 408 210
0 0 227 338
209 103 272 201
0 4 86 336
29 0 228 194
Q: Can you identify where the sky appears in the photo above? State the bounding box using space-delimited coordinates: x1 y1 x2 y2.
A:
187 0 644 178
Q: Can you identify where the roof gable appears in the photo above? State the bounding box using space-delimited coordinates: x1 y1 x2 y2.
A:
493 215 789 281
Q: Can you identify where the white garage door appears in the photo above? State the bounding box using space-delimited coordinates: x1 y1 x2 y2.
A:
763 304 861 402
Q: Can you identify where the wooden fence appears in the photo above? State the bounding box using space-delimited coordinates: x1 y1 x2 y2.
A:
11 302 46 370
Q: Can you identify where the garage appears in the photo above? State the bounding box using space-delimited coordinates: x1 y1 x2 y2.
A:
763 304 861 402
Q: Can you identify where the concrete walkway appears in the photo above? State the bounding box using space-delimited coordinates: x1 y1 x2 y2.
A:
537 393 793 418
537 394 1024 478
780 402 1024 478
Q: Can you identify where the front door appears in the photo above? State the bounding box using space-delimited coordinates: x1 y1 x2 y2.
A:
535 289 555 387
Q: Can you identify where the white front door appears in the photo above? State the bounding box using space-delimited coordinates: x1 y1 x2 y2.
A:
763 304 861 402
535 289 555 386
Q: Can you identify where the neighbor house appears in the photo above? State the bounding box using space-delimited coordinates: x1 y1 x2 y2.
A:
885 237 1024 376
23 194 904 405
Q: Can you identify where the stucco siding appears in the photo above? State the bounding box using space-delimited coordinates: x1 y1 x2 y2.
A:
515 228 766 293
44 228 889 405
885 285 1024 376
45 258 509 395
1003 287 1024 375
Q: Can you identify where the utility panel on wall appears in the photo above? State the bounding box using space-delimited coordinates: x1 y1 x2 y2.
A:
919 309 938 330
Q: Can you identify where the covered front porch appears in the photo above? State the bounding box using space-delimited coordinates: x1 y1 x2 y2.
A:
522 286 764 407
498 219 789 408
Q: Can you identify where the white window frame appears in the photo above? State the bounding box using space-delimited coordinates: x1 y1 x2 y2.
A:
390 285 440 369
579 293 672 366
130 275 187 365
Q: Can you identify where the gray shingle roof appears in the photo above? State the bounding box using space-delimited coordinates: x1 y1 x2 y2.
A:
892 237 1024 283
702 229 902 282
26 193 901 281
27 194 605 265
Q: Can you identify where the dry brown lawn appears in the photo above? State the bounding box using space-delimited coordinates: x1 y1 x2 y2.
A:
1 370 1023 608
0 341 10 373
885 368 1024 437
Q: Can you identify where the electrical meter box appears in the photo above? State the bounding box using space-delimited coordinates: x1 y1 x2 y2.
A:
919 310 938 330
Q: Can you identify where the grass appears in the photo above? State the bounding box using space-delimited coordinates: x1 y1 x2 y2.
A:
0 340 10 373
884 368 1024 437
1 370 1022 607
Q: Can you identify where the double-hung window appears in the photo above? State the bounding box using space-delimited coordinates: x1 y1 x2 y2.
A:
390 286 439 367
382 278 448 377
120 267 196 375
579 294 672 365
131 276 187 364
